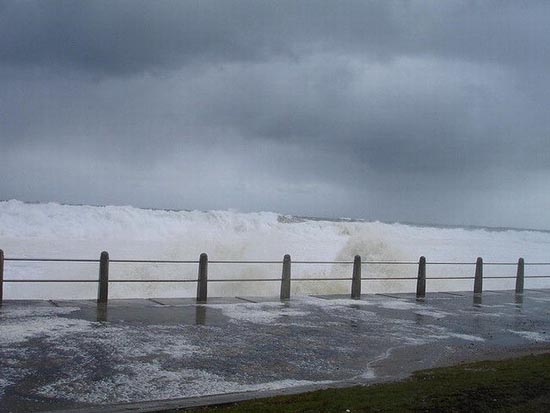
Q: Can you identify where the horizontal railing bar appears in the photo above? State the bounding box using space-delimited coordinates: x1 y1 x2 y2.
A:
428 262 519 266
426 262 476 265
293 261 353 265
110 260 198 264
3 279 98 282
362 261 417 265
5 258 99 263
3 276 549 283
0 277 483 282
4 257 550 266
293 277 353 281
426 276 474 280
209 260 282 264
361 277 417 280
483 263 519 266
208 278 281 282
483 276 516 279
110 280 197 283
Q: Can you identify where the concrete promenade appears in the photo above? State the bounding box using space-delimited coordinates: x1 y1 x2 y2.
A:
1 290 550 412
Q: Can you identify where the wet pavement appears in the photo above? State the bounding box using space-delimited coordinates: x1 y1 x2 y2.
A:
1 290 550 412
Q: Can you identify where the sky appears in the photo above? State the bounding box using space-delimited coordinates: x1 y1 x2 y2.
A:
1 1 549 229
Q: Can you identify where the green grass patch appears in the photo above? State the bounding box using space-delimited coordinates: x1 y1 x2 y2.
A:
182 352 550 412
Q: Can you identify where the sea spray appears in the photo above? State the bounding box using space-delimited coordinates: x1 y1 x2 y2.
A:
1 200 549 299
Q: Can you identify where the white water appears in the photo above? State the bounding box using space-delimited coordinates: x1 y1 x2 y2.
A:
1 199 549 299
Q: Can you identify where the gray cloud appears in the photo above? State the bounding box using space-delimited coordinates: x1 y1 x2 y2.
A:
1 1 550 229
2 1 549 75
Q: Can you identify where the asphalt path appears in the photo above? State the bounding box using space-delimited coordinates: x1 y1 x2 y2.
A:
1 290 549 412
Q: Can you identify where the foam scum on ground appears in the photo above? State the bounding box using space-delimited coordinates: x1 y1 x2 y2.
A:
0 290 549 412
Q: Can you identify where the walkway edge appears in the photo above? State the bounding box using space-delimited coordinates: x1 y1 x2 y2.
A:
41 380 360 413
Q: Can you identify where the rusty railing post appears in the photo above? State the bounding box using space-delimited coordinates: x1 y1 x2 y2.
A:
280 254 291 300
351 255 361 299
97 251 109 304
416 256 426 299
515 257 524 294
474 257 483 294
197 253 208 302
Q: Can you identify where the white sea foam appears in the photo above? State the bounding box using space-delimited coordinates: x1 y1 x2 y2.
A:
1 199 549 299
508 330 550 342
446 333 486 342
37 362 332 404
413 309 452 319
298 296 450 318
204 302 310 324
0 306 87 345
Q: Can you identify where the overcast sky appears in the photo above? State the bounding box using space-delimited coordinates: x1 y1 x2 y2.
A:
1 1 550 229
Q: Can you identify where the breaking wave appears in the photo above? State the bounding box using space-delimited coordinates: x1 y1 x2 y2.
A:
1 200 549 299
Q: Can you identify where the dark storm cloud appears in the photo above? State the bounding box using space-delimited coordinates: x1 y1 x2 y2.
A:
1 1 549 74
0 0 390 74
1 1 550 228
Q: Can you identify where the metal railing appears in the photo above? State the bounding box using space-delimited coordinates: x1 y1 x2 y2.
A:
1 248 549 304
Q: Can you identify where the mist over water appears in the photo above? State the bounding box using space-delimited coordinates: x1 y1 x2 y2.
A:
1 200 549 299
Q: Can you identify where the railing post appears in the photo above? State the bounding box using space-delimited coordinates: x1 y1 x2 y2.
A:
280 254 291 300
416 256 426 299
0 249 4 305
351 255 361 299
97 251 109 304
196 253 208 302
515 257 524 294
474 257 483 294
